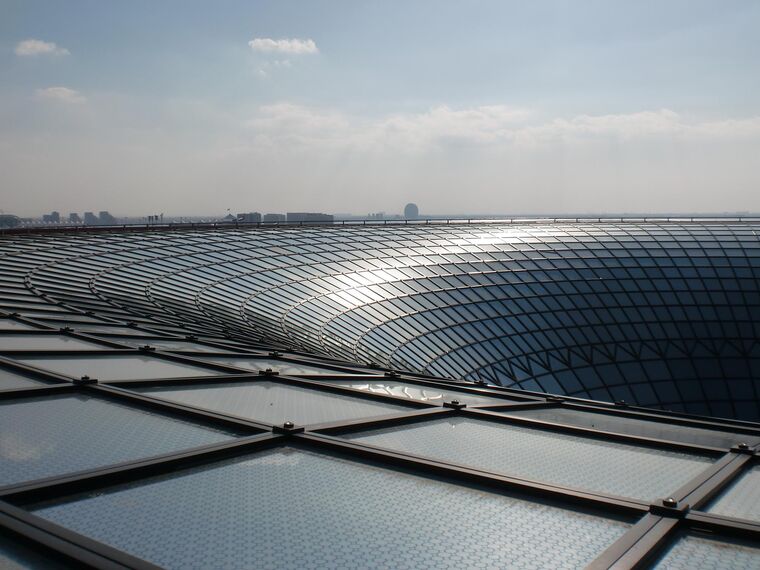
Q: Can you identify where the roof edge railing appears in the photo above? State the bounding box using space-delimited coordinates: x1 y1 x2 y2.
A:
3 215 760 236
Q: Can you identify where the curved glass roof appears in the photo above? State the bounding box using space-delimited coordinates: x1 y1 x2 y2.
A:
0 221 758 567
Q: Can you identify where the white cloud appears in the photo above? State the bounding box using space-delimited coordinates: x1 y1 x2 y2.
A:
243 105 760 152
255 59 294 79
15 39 69 57
244 104 532 151
374 105 533 148
35 87 86 104
248 38 318 54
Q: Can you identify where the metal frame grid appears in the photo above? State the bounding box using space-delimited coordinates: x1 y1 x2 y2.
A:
1 311 759 569
1 221 760 568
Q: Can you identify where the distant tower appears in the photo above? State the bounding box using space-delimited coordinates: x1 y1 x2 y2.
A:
404 203 419 220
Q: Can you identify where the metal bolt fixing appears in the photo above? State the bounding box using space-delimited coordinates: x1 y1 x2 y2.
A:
662 497 677 508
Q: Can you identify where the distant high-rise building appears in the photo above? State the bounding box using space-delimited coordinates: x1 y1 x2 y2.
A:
99 211 117 225
237 212 262 223
263 213 286 223
69 213 82 224
404 203 419 220
50 211 60 223
0 214 20 228
83 212 99 225
42 214 53 223
286 212 334 223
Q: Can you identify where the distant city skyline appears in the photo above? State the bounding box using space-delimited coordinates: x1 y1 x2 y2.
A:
2 1 760 216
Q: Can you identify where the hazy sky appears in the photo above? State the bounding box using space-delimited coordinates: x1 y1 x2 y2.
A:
2 0 759 217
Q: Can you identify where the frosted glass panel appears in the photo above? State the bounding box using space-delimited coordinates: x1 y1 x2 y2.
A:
343 417 713 501
502 407 759 449
328 379 513 406
0 394 239 486
653 533 760 569
14 355 218 380
139 381 408 426
32 448 629 569
706 464 760 522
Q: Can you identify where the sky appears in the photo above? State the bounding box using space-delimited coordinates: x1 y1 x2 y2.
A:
1 0 759 217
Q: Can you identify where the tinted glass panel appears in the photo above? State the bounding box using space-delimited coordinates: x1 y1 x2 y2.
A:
328 379 514 406
0 394 240 486
705 464 760 522
31 448 630 569
501 407 759 449
0 334 109 351
138 381 409 426
343 417 713 501
652 533 760 569
14 355 218 380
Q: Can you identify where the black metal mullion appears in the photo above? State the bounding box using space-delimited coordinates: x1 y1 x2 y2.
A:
684 511 760 540
587 514 679 570
2 348 138 357
461 407 726 455
1 433 282 505
101 372 265 388
672 451 755 509
62 330 147 349
124 349 257 375
590 451 760 568
92 384 272 432
0 327 137 350
1 315 58 331
255 353 374 374
470 399 561 410
101 372 433 422
0 354 78 383
0 383 75 400
295 432 649 516
0 502 160 570
306 406 452 434
563 401 760 436
148 349 381 376
325 373 536 403
268 374 436 409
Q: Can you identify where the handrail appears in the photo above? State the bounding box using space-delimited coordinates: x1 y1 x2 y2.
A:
2 215 760 236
